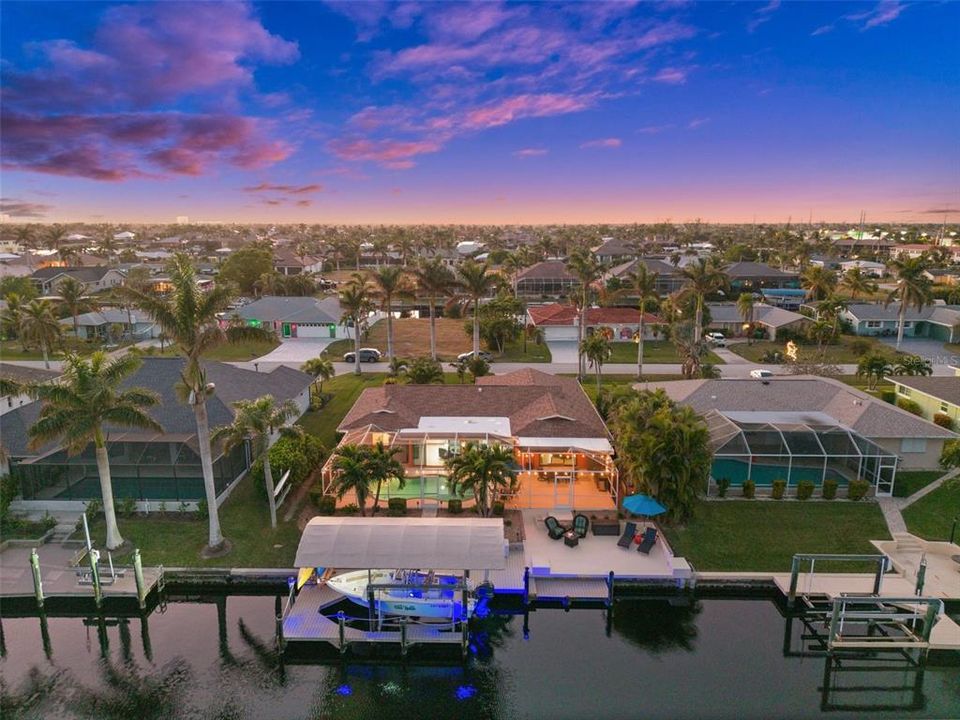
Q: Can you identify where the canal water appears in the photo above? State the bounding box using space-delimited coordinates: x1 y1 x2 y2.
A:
1 594 958 719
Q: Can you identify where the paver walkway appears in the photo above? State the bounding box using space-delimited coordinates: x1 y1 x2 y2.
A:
876 497 907 535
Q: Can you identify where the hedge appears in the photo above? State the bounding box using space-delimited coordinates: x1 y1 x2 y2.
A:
251 434 327 499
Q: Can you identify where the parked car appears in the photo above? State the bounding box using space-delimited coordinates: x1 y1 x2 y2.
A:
343 348 382 363
705 332 726 342
750 369 774 379
457 350 494 362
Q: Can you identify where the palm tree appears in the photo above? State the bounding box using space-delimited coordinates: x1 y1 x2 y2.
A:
580 333 611 394
856 353 893 391
445 442 518 517
57 277 98 339
19 299 62 369
885 256 932 350
364 441 406 513
300 356 334 395
339 280 374 376
368 266 409 362
457 260 498 355
817 295 848 342
119 253 235 552
619 264 659 379
566 247 604 379
0 292 26 346
679 258 728 344
28 353 161 549
211 395 301 529
329 444 373 515
736 292 755 344
413 258 456 360
406 356 444 384
800 265 837 302
893 355 933 376
840 266 878 300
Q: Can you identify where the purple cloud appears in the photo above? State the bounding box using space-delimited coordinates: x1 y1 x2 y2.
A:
846 1 907 29
0 198 53 218
580 138 622 149
513 148 548 157
1 2 297 181
747 0 780 33
243 182 323 194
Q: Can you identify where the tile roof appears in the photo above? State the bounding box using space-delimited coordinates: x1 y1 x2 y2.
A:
1 357 312 458
528 303 655 326
339 369 609 441
649 376 956 440
890 376 960 406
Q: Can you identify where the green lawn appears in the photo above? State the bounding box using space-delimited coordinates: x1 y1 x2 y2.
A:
902 480 960 542
893 470 946 498
297 372 386 447
0 338 134 361
661 500 891 571
728 336 900 364
323 338 551 363
90 471 303 567
608 341 723 365
204 337 279 361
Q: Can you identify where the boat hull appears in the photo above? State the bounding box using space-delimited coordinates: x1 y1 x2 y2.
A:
327 570 476 619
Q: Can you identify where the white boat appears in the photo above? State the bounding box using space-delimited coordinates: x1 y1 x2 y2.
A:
326 569 476 620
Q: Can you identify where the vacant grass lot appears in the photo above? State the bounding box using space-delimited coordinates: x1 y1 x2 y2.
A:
608 341 722 364
902 480 960 542
661 500 891 572
324 318 550 362
729 336 900 364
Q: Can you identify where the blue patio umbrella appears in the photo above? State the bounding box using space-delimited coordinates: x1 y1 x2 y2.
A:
622 493 667 517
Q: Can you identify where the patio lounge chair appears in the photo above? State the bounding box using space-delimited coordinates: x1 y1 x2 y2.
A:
571 513 590 539
617 521 638 548
544 516 566 540
637 527 657 554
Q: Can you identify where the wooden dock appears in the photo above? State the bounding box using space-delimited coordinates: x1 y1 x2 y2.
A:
529 576 610 603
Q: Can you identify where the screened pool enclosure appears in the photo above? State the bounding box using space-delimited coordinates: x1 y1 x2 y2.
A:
704 410 898 496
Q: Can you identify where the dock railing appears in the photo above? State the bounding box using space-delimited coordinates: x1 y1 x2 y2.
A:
787 553 888 608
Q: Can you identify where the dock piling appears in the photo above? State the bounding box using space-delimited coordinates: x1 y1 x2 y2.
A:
88 549 103 609
133 549 146 610
606 571 614 609
522 567 530 606
787 556 800 608
29 548 44 609
400 617 408 658
337 611 347 655
914 556 927 596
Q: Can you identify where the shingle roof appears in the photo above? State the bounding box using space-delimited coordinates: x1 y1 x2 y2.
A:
339 369 609 440
707 303 809 328
725 261 798 279
30 266 116 282
593 238 635 257
649 376 956 440
1 357 312 458
607 257 680 278
236 295 341 324
516 260 577 281
890 376 960 407
0 363 59 384
843 302 960 324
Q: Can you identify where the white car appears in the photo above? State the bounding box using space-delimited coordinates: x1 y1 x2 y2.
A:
750 369 774 379
705 332 726 342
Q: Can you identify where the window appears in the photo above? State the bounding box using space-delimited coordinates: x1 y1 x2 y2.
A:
900 438 927 454
942 401 950 413
902 321 912 328
898 386 911 397
866 320 882 328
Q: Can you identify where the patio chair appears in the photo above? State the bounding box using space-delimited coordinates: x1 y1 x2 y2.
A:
617 521 638 548
637 527 657 554
571 513 590 539
544 515 566 540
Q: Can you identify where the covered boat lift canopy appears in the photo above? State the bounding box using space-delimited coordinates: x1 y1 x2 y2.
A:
293 517 507 570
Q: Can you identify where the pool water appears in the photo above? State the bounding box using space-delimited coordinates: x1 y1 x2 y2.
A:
378 475 473 501
712 458 850 487
1 594 958 719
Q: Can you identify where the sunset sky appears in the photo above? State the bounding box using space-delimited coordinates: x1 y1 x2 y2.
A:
1 1 958 225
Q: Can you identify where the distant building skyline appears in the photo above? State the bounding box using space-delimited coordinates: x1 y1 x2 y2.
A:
1 1 957 224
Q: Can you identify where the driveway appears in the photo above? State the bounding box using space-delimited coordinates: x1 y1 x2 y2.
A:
252 338 335 365
876 337 958 367
545 340 579 364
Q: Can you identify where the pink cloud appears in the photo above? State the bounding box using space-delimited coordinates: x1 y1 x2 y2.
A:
637 124 674 134
464 93 593 130
243 182 323 194
747 0 781 33
580 138 622 149
687 117 710 129
846 1 906 29
653 67 690 84
513 148 548 157
327 138 442 168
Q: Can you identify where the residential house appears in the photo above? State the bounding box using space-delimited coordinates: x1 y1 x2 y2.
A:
891 377 959 431
840 259 886 278
515 260 579 297
725 261 800 292
30 266 125 295
229 295 349 338
0 364 58 420
890 244 935 260
326 369 618 510
706 302 811 340
605 257 686 295
527 303 660 341
593 237 637 264
3 357 313 509
840 302 960 343
924 268 960 286
273 247 324 276
60 308 159 340
650 376 958 495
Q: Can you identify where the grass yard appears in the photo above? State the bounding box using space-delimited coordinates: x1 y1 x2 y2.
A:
728 336 900 364
893 470 946 498
297 372 387 447
90 471 303 567
205 337 279 361
323 318 550 362
902 480 960 542
608 341 722 365
0 338 135 361
661 500 891 572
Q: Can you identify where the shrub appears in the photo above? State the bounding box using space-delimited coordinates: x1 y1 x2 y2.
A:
491 500 505 516
0 475 17 523
117 497 137 517
742 480 755 499
896 398 923 416
849 338 873 357
796 480 814 500
879 389 896 404
822 479 838 500
771 479 786 500
933 413 955 430
848 479 870 501
251 434 328 500
84 498 103 522
387 498 407 516
448 498 463 514
340 503 359 515
716 477 731 498
196 498 209 519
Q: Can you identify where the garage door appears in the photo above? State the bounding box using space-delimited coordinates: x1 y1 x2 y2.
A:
925 322 952 342
297 323 336 338
545 326 579 341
